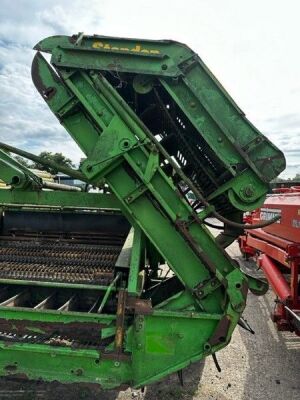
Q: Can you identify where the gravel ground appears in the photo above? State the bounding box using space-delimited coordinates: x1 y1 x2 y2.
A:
0 240 299 399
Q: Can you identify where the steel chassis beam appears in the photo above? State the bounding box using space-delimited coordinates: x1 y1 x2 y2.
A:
0 189 121 210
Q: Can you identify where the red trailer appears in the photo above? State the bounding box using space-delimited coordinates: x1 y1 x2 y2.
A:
239 187 300 335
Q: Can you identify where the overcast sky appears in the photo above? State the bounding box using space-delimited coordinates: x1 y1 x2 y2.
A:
0 0 299 178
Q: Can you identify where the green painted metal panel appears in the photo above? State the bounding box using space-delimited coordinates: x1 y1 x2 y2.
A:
0 189 120 210
0 342 131 388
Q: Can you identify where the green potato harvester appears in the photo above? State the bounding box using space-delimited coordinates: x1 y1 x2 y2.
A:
0 33 285 389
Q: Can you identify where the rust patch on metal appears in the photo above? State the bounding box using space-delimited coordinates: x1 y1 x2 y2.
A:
42 86 57 100
114 289 127 353
209 316 231 346
31 52 60 101
101 351 131 362
241 280 249 299
126 297 153 315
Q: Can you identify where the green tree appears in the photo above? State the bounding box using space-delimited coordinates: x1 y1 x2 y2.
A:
79 157 86 169
292 173 300 181
31 152 75 174
14 155 32 168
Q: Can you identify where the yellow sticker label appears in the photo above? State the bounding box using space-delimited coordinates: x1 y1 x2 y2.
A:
92 41 160 54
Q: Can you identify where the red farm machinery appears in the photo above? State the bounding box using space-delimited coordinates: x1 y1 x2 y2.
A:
239 186 300 335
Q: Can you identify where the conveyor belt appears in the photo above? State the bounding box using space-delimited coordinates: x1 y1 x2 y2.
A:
0 239 122 284
0 331 110 349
